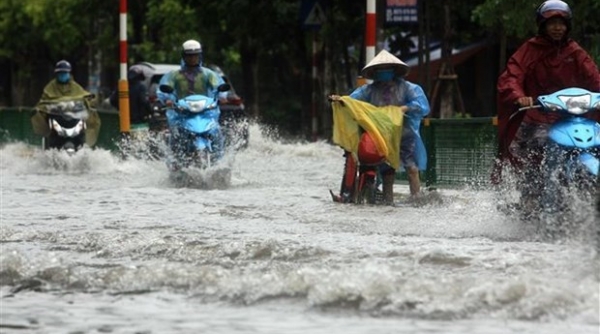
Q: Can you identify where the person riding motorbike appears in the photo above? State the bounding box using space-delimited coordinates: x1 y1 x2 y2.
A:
31 60 101 148
494 0 600 213
157 39 226 106
156 39 227 155
331 50 430 204
110 66 152 126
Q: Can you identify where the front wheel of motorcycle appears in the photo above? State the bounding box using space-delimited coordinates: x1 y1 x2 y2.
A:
192 150 212 169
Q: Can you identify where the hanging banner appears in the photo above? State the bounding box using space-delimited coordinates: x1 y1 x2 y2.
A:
385 0 418 25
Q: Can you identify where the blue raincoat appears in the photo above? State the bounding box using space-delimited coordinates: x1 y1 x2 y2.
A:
350 79 430 171
157 61 225 103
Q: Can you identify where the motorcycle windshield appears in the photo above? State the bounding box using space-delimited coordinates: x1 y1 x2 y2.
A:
548 118 600 150
44 101 89 120
538 87 600 115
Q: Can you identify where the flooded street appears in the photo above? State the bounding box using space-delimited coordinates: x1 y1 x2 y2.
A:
1 125 598 334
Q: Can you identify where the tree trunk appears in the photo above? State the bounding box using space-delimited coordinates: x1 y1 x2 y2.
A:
241 37 260 119
499 27 507 72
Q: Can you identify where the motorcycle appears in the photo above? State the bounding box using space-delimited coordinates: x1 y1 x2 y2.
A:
329 96 404 205
158 83 230 172
36 96 95 154
330 132 387 204
516 87 600 236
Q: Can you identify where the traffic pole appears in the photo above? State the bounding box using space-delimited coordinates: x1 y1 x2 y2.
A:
365 0 376 65
118 0 130 133
357 0 376 87
311 31 318 141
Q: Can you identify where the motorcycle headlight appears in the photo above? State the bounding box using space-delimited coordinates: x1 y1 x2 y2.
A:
542 102 562 111
558 94 590 115
187 100 206 112
51 119 66 136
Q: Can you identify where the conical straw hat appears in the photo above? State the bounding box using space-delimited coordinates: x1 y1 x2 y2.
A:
361 49 410 79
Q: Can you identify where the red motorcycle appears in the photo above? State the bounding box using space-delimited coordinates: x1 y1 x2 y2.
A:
330 131 386 204
328 95 403 205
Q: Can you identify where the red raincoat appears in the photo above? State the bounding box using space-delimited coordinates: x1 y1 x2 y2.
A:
493 35 600 183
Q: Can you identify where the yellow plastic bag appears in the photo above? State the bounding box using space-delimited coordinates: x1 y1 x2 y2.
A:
332 96 405 170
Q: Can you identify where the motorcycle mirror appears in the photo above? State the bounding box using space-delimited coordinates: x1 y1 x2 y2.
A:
217 84 231 92
159 84 175 94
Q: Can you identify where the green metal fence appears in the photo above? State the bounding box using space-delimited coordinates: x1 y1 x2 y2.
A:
0 108 39 146
0 108 498 187
424 117 497 187
0 107 122 150
392 117 497 187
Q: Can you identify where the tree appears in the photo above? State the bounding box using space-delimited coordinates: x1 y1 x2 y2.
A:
0 0 116 104
473 0 600 68
2 0 598 134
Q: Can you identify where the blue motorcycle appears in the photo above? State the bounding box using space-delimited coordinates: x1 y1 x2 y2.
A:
158 83 230 171
519 87 600 236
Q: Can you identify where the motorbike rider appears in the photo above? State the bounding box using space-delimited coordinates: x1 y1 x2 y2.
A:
157 39 226 105
32 60 101 147
156 39 227 153
494 0 600 212
110 66 152 126
331 50 430 204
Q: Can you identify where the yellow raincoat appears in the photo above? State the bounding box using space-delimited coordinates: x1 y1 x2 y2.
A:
332 96 405 170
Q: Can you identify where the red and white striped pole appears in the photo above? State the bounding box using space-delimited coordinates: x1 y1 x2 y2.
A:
365 0 376 65
356 0 376 87
118 0 130 133
311 32 318 141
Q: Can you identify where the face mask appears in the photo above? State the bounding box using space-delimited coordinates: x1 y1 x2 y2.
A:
373 69 395 82
57 72 70 83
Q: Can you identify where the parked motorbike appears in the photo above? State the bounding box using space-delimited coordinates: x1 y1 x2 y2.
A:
37 96 94 154
158 83 230 172
517 87 600 236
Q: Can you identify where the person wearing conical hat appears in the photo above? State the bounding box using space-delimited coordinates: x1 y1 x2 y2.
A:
347 49 430 203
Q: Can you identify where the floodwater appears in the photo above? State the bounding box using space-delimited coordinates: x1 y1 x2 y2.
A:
1 125 598 334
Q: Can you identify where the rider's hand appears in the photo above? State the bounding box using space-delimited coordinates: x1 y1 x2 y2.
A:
516 97 533 107
328 94 341 102
165 100 174 107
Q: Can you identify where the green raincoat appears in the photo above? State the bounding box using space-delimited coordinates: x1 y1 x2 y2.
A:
32 79 101 147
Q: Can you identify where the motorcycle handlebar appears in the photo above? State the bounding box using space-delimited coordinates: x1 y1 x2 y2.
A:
517 105 541 111
517 105 600 112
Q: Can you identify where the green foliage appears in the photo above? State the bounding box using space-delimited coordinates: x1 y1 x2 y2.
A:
0 0 44 59
0 0 116 61
473 0 600 52
472 0 539 39
145 0 202 62
3 0 599 130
